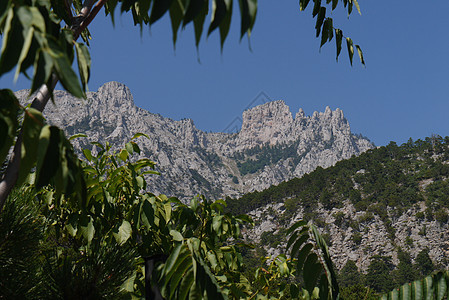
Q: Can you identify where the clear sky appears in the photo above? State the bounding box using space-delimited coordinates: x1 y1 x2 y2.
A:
2 2 449 146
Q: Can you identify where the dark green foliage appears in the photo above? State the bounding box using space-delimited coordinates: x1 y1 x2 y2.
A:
351 232 362 245
339 284 378 300
415 248 435 277
234 142 300 176
365 255 395 293
338 260 364 287
394 249 418 286
0 188 43 299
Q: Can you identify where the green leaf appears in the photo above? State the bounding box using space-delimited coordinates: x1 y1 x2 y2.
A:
48 38 84 98
218 0 232 50
79 214 95 243
170 229 183 241
120 271 136 293
296 243 313 272
18 107 45 186
193 0 208 48
353 0 361 15
331 0 337 10
31 49 53 95
299 0 311 11
74 42 91 92
113 220 132 245
150 0 174 25
0 10 24 76
141 199 155 229
0 90 19 165
312 0 321 18
119 149 129 162
35 126 60 188
238 0 257 39
315 7 325 37
355 44 365 66
69 133 87 141
346 37 354 66
14 27 34 82
169 0 185 46
66 213 79 236
303 253 321 294
183 0 206 26
335 28 343 61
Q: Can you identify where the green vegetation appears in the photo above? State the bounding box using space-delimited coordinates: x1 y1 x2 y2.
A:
234 142 301 175
227 137 449 225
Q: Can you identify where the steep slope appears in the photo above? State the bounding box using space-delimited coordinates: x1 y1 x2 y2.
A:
15 81 373 199
227 137 449 272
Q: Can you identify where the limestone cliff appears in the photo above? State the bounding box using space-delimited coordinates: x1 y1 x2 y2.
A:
16 81 374 199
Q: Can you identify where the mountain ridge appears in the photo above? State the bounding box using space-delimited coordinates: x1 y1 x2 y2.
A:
15 81 374 199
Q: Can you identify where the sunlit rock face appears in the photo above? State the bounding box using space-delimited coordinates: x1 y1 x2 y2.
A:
16 81 374 199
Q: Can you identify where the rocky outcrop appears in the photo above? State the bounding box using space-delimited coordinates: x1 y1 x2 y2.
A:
16 81 374 199
245 200 449 272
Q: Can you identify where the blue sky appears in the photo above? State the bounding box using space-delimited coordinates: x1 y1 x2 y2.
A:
2 1 449 146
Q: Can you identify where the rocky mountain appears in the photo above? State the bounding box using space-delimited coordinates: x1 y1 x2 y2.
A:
227 137 449 273
15 81 373 199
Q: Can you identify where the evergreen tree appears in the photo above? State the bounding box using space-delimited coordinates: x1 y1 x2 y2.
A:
339 260 364 287
366 255 395 293
415 248 435 277
395 248 418 286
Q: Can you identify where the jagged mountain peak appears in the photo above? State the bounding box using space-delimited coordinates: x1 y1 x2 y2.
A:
16 82 374 199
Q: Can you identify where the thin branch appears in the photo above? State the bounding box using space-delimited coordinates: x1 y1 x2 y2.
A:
74 0 108 40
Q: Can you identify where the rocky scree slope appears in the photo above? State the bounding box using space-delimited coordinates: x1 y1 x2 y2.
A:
16 81 373 199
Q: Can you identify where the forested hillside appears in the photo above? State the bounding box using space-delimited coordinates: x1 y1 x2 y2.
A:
227 135 449 294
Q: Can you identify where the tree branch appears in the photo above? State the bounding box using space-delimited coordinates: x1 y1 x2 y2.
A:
0 0 108 212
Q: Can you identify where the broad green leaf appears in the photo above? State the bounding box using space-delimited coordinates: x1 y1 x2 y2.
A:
170 229 184 241
66 213 79 236
296 243 313 272
290 233 309 258
78 214 95 243
47 38 84 98
165 244 183 275
18 107 45 186
82 148 93 162
119 149 129 161
120 271 136 293
16 6 46 32
303 253 321 295
286 219 307 235
113 220 132 244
